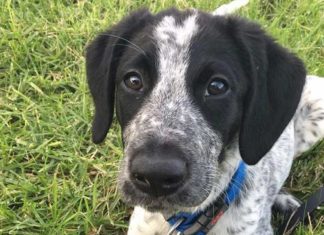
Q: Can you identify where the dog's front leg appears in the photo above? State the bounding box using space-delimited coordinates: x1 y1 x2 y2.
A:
127 206 170 235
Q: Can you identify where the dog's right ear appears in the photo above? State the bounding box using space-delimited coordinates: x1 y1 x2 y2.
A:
227 17 306 165
86 9 152 144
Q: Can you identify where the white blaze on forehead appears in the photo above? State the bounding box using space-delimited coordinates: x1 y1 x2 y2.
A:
123 12 203 145
155 14 198 45
153 12 199 97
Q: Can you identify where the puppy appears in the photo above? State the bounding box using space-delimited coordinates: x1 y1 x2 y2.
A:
85 6 324 235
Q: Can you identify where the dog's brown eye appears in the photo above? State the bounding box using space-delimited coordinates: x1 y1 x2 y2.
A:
206 77 229 96
124 73 143 91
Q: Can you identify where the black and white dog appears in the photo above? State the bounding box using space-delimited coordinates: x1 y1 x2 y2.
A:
85 2 324 234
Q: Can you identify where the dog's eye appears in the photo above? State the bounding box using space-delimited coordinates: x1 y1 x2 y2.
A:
206 76 229 96
124 73 143 91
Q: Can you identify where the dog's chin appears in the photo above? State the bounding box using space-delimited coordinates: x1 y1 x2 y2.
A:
119 180 212 214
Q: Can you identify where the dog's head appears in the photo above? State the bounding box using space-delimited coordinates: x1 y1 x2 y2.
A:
86 9 305 212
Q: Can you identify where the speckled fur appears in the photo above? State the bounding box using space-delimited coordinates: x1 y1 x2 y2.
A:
122 13 324 235
127 76 324 235
294 75 324 156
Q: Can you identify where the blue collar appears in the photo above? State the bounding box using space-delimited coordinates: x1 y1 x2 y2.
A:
167 161 247 235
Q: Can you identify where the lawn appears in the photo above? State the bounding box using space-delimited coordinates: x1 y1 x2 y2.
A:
0 0 323 234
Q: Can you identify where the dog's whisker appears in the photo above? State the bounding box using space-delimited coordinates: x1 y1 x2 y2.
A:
104 43 146 56
101 33 147 56
222 158 240 170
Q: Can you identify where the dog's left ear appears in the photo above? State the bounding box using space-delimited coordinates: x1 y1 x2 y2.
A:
86 9 152 144
228 18 306 165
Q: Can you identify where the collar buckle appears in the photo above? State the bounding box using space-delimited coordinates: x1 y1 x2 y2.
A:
167 217 185 235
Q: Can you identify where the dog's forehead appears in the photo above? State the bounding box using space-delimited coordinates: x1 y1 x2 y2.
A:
150 11 199 96
154 12 199 46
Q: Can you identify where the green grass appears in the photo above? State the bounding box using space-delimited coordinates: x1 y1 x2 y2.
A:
0 0 323 234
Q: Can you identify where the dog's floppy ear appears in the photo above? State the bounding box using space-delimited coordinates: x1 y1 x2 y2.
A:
86 9 152 144
229 18 306 165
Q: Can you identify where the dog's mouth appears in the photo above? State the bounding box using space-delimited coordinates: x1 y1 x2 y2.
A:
118 166 216 213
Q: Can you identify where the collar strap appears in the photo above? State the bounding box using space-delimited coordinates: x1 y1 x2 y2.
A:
167 161 247 235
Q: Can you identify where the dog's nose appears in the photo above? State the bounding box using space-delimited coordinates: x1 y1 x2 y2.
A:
130 148 188 197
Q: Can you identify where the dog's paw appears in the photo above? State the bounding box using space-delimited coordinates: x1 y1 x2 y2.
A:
272 189 301 215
